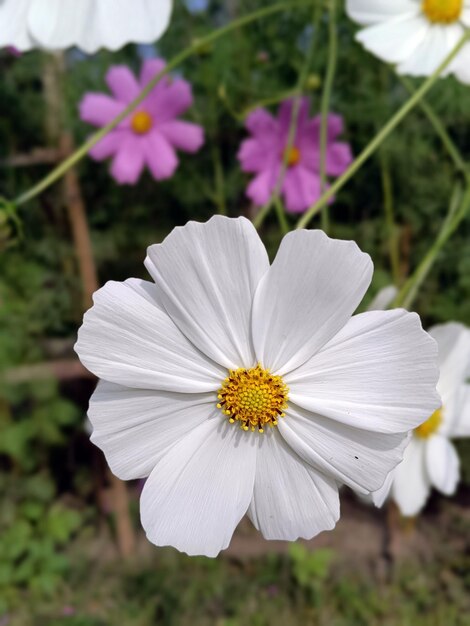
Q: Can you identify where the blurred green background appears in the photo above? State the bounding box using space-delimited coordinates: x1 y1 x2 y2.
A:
0 1 469 624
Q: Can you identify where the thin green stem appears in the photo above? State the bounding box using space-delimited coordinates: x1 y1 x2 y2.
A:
274 196 290 234
319 0 338 233
295 32 470 230
253 1 322 230
394 184 470 310
380 150 401 285
398 75 469 179
13 0 310 208
239 87 303 119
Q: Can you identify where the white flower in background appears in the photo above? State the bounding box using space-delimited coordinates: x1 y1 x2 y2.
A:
0 0 172 54
346 0 470 81
368 285 398 311
373 322 470 516
75 216 439 557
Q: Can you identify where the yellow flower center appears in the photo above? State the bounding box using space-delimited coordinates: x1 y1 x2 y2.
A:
217 364 289 433
422 0 462 23
131 111 153 135
284 146 301 167
415 407 443 439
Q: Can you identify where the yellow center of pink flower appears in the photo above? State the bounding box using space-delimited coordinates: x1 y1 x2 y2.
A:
216 364 289 433
415 407 443 439
284 146 301 167
422 0 462 23
131 111 153 135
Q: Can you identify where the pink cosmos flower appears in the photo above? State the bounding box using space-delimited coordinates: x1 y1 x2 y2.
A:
6 46 21 57
237 98 353 214
79 59 204 185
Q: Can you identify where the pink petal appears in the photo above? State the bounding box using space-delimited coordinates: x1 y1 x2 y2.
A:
245 108 278 136
144 131 179 180
88 130 125 160
110 135 145 185
79 93 126 127
325 142 353 176
246 168 277 206
282 166 321 214
106 65 141 104
159 120 204 153
140 58 167 88
307 113 345 142
279 97 310 138
238 138 270 173
147 79 193 123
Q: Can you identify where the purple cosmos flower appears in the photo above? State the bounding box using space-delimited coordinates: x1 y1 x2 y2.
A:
79 59 204 185
237 98 353 214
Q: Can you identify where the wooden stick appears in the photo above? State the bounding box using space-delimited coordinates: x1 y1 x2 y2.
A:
42 53 136 558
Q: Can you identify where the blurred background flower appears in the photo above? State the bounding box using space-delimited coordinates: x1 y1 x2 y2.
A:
79 59 204 184
0 0 173 53
238 98 353 213
346 0 470 81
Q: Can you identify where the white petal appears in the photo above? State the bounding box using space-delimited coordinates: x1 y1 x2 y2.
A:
88 381 215 480
287 309 440 433
397 23 464 77
451 44 470 84
252 230 373 375
28 0 172 53
391 436 431 517
430 323 470 405
140 418 257 557
278 404 409 494
123 277 165 308
356 14 429 64
371 469 395 508
425 435 460 496
0 0 34 50
248 431 339 540
75 280 225 393
367 285 398 311
461 7 470 27
145 216 269 370
449 384 470 437
346 0 418 25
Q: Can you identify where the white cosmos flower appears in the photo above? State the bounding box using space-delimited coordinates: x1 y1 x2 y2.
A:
346 0 470 81
75 216 439 557
0 0 172 54
373 322 470 516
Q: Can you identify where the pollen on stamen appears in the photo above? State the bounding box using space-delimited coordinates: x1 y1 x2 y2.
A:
131 110 153 135
284 146 301 167
216 364 289 433
422 0 462 24
415 407 443 439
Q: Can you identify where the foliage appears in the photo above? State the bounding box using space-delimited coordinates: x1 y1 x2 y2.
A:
4 530 470 626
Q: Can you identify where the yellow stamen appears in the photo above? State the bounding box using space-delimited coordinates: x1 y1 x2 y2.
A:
422 0 462 23
216 364 289 433
284 146 301 167
131 110 153 135
415 407 443 439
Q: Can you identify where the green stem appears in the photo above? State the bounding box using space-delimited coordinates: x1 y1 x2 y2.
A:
252 1 322 230
239 87 303 119
394 184 470 310
319 0 337 233
398 75 469 179
379 150 401 285
13 0 310 208
274 196 290 234
295 32 470 230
